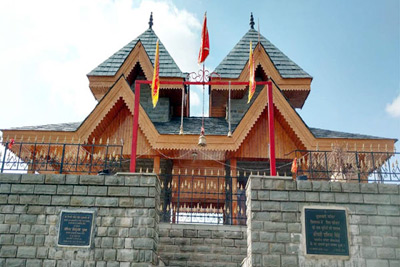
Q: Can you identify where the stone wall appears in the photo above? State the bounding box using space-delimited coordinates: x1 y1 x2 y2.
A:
0 173 160 267
158 223 247 266
244 176 400 267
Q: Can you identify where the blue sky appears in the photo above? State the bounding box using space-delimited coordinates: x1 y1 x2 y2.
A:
0 0 399 149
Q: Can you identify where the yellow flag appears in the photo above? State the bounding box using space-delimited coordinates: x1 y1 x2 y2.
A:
152 40 160 108
248 41 255 103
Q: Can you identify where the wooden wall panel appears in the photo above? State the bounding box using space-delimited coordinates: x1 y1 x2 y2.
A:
89 101 155 157
231 108 299 160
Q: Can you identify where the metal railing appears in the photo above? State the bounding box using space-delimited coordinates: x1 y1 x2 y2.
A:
293 150 400 183
0 141 123 174
159 174 247 225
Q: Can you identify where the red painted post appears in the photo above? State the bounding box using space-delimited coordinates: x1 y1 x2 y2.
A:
267 81 277 176
130 81 141 172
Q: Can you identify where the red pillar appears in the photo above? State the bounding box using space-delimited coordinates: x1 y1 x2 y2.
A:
267 81 276 176
130 81 141 172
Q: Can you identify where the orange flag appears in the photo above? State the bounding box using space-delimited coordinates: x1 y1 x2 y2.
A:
152 40 160 108
198 13 210 64
291 158 298 174
247 41 255 103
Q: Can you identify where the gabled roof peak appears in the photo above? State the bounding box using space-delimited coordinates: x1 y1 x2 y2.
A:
88 27 183 78
214 28 312 79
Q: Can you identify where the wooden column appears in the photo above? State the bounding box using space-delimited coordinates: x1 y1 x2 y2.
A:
230 158 238 225
130 81 141 172
267 81 276 176
154 156 160 174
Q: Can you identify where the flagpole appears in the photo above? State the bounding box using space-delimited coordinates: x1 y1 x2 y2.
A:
228 81 232 137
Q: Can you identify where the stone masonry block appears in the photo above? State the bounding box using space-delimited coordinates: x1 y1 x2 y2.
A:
56 185 73 195
258 191 270 200
73 186 87 195
119 197 134 207
261 201 280 211
21 174 44 184
249 177 261 189
130 187 149 197
377 205 400 216
349 194 364 203
297 181 312 191
0 174 21 183
95 197 118 207
281 202 298 212
356 205 377 215
312 181 330 191
125 176 140 186
305 192 319 202
140 176 157 186
378 184 399 194
70 196 95 206
364 194 390 205
105 176 124 185
108 187 129 196
335 193 350 203
361 184 378 193
45 174 65 184
65 175 79 184
17 246 37 258
320 192 335 202
270 191 289 201
34 185 57 194
0 183 11 193
88 186 107 196
51 196 70 205
366 259 389 267
285 181 297 191
11 184 34 194
263 255 280 266
289 191 305 201
391 195 400 205
342 183 360 193
79 175 104 185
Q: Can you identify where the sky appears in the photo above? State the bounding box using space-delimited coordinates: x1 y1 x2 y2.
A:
0 0 399 150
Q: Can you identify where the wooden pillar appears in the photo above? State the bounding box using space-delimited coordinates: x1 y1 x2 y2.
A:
231 158 238 225
130 81 141 172
267 81 276 176
154 156 160 174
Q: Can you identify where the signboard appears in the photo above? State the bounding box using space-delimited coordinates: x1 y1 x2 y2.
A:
303 207 349 257
57 210 94 247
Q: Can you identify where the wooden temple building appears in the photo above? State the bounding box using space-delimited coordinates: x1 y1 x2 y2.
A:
1 14 397 223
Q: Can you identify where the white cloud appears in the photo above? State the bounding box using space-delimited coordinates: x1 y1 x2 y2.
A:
190 90 201 107
0 0 201 128
386 93 400 118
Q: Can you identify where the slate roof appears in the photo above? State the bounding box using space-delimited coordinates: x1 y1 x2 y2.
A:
88 28 183 78
214 29 311 79
154 117 236 135
309 127 384 140
7 121 391 140
8 122 81 132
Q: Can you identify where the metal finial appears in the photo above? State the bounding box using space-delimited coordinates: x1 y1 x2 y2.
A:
250 13 255 29
149 12 153 29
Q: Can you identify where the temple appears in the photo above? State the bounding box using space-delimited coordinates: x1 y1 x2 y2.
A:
1 14 397 224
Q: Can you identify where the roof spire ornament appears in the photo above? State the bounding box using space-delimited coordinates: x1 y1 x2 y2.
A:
149 12 153 29
250 12 255 29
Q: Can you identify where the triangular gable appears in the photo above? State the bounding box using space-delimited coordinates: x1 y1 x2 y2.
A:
211 42 311 108
88 39 184 100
